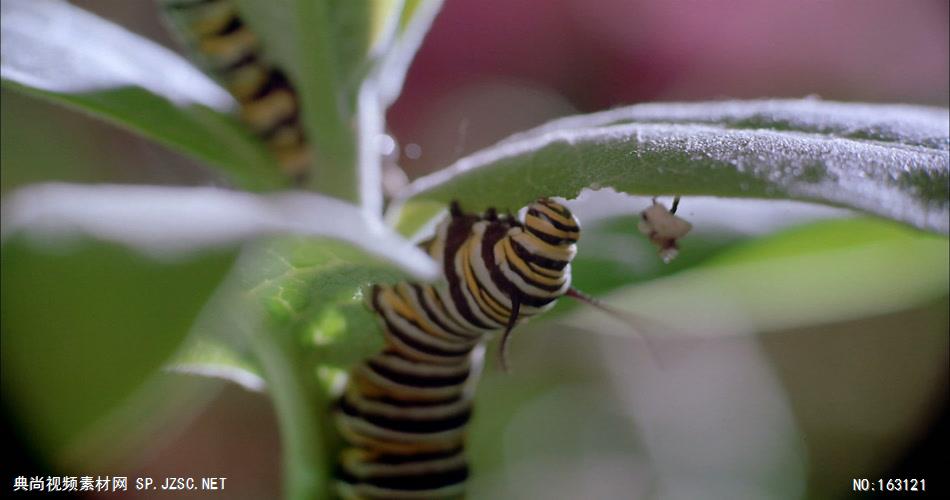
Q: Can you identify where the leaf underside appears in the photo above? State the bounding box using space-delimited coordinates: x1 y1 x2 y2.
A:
395 99 949 236
0 0 287 190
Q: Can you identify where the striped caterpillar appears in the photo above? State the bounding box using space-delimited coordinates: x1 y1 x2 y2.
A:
334 199 581 499
159 0 311 181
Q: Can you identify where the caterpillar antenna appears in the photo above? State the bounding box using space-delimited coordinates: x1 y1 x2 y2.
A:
566 288 666 368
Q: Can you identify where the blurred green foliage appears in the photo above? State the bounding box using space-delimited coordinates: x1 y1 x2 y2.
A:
1 237 234 458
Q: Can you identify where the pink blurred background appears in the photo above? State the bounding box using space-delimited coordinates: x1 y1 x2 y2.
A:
388 0 948 176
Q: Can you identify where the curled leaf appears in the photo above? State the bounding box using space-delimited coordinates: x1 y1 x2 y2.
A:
394 99 949 235
1 183 437 279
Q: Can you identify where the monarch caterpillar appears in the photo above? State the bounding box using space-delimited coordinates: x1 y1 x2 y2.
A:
334 198 581 499
159 0 311 181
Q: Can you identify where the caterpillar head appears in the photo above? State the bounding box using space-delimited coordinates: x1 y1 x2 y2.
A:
523 198 581 247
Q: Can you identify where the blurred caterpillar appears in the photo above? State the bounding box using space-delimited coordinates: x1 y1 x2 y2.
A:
159 0 311 181
335 198 581 499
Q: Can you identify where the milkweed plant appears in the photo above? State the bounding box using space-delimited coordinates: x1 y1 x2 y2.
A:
1 1 947 499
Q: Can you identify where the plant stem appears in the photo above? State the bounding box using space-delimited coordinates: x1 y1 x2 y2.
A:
295 0 360 204
250 324 330 500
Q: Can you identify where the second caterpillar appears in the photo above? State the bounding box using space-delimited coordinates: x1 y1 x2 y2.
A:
159 0 312 181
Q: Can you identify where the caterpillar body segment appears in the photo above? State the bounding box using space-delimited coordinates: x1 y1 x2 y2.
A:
159 0 311 180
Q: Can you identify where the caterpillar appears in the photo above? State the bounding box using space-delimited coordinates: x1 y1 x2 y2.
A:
159 0 311 181
334 198 581 499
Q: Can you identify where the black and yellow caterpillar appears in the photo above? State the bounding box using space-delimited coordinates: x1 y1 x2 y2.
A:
159 0 311 180
335 198 581 499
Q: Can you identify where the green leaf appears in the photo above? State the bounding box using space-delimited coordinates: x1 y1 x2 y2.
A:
172 232 431 389
0 176 437 494
168 337 265 392
0 236 235 457
562 218 949 337
0 183 438 484
392 99 949 235
518 98 948 151
1 0 286 190
1 184 438 279
210 237 424 499
240 237 408 368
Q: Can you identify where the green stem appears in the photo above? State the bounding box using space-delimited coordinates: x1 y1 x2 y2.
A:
250 324 330 500
296 0 360 203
